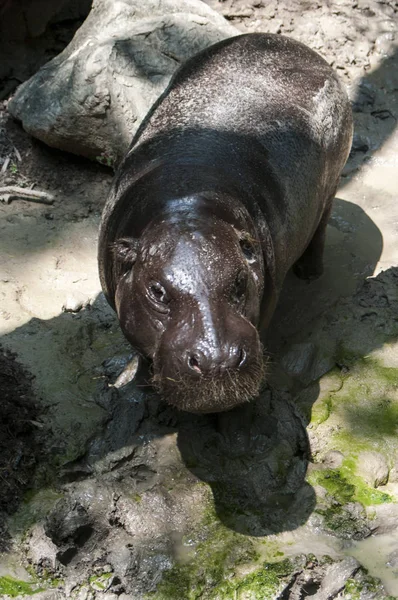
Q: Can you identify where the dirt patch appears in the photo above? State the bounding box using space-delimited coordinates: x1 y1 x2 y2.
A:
0 348 42 549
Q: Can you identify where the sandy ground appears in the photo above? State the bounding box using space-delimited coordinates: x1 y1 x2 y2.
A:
0 1 398 599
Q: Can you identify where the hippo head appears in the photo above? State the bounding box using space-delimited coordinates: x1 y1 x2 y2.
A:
113 212 266 413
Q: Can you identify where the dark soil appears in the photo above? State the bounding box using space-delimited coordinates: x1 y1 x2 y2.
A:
0 348 42 550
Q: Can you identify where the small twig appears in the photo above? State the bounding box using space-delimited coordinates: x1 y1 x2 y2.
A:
1 157 10 173
109 355 140 389
0 186 55 205
13 145 22 162
29 420 45 429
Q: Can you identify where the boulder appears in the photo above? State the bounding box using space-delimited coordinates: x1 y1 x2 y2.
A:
8 0 237 164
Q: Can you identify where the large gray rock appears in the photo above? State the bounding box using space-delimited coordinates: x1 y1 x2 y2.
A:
8 0 237 163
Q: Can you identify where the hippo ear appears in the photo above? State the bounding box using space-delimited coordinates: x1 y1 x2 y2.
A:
112 237 139 266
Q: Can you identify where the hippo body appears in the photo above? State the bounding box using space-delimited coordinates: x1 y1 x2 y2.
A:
98 33 352 413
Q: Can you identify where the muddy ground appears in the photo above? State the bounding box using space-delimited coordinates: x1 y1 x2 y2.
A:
0 348 42 554
0 1 398 599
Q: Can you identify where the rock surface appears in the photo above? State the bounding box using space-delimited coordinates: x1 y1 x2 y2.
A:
311 557 360 600
8 0 237 162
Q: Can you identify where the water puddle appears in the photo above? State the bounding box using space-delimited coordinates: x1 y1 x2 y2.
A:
347 533 398 596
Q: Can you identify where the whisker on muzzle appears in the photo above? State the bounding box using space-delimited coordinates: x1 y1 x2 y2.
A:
151 352 268 413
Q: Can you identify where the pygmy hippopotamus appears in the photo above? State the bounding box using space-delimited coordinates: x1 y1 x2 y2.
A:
98 33 353 413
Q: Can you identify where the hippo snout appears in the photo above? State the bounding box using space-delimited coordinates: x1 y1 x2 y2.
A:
152 316 265 413
186 345 247 375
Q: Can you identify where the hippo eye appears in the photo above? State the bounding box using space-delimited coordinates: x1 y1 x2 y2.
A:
231 270 247 304
148 282 169 304
239 238 256 263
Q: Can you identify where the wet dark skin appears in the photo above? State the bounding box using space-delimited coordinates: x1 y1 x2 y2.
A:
113 199 266 412
98 33 353 413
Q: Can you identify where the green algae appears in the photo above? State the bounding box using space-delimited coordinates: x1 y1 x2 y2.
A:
310 352 398 466
258 540 286 562
308 348 398 538
311 394 332 426
341 457 393 505
309 459 393 508
308 367 343 426
153 558 293 600
344 575 396 600
321 507 363 537
149 503 294 600
89 573 112 582
328 349 397 397
308 452 393 538
309 469 355 505
215 559 293 600
344 578 363 600
336 356 398 444
341 399 398 441
89 572 113 591
0 576 44 597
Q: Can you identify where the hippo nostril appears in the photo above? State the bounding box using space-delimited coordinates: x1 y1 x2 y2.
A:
238 348 247 368
188 355 202 374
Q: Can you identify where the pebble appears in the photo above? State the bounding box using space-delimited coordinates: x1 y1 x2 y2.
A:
62 293 90 313
375 31 395 56
357 450 389 488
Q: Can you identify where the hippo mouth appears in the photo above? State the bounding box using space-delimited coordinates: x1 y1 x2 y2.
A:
151 352 267 414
